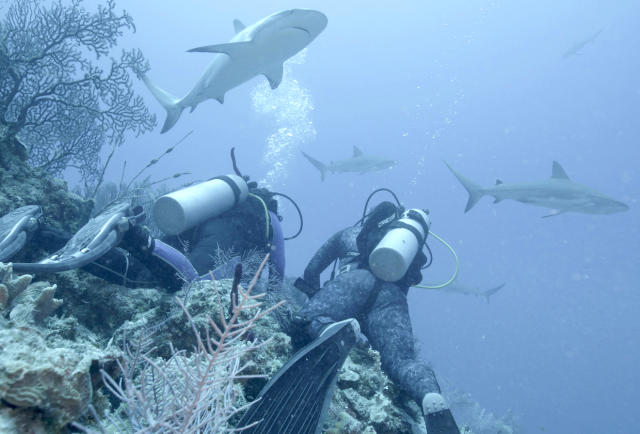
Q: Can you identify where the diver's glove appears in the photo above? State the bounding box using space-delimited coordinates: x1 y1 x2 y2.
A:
423 393 461 434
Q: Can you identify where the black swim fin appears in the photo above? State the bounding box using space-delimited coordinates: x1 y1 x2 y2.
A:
423 393 461 434
425 409 461 434
238 318 359 434
0 205 42 262
12 202 132 273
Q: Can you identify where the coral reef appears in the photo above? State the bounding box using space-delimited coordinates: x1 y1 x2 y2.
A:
0 140 510 432
1 262 62 326
0 139 93 264
0 263 120 431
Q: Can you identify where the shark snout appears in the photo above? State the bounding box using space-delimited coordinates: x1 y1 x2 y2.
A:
591 198 630 214
289 9 328 37
611 200 630 213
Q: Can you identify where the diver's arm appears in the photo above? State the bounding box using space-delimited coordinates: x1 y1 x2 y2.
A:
302 229 346 292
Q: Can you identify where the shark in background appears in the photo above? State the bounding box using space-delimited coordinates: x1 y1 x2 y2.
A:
142 9 328 133
446 161 629 217
438 280 505 303
302 146 397 181
562 28 603 59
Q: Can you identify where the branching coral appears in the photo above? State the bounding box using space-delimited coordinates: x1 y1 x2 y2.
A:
97 255 285 433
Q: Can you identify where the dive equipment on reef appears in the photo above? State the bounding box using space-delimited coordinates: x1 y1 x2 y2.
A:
152 174 248 235
0 205 42 262
369 208 430 282
238 318 359 433
12 202 132 273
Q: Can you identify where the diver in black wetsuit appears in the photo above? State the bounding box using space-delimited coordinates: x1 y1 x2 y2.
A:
86 179 286 292
297 200 459 433
239 198 460 433
1 167 293 293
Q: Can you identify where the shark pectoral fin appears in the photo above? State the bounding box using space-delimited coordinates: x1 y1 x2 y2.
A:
352 146 363 157
187 41 253 57
551 161 570 179
264 65 284 89
233 19 246 34
215 95 225 104
493 197 503 204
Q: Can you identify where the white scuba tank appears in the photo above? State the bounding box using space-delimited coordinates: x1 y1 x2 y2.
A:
368 208 430 282
153 174 249 235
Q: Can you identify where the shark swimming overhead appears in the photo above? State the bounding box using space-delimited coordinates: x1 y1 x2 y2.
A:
562 28 603 59
302 146 397 181
143 9 328 133
446 161 629 217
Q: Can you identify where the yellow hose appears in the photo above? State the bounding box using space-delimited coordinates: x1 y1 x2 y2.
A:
413 231 459 290
248 193 270 242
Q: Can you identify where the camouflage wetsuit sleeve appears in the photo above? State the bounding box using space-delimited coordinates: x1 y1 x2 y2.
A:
303 227 354 293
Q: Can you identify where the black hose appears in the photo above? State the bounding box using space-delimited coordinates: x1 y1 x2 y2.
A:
357 187 403 226
230 147 244 178
271 191 304 240
422 242 433 269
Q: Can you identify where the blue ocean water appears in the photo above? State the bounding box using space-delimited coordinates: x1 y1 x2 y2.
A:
84 1 639 432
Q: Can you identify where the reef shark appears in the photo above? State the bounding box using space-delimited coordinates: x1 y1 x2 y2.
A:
439 280 505 303
302 146 397 181
143 9 328 133
446 161 629 217
562 28 603 59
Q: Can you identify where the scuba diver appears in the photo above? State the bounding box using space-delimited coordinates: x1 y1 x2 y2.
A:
0 150 302 292
239 189 460 434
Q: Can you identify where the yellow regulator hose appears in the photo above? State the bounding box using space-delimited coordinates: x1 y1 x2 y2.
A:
413 231 459 290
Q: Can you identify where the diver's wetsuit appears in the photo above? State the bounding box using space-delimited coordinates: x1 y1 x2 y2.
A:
297 226 441 404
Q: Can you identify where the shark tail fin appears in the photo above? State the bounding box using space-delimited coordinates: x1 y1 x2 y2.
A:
301 151 327 182
142 75 184 134
483 283 505 303
445 162 485 212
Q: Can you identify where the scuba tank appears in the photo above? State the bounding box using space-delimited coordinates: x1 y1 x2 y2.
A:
153 175 249 235
368 208 430 282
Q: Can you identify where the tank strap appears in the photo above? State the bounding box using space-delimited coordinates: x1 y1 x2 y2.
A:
212 175 242 206
388 220 425 245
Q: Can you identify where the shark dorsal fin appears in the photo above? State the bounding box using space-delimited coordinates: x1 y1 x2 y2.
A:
495 179 503 185
353 146 363 157
233 19 246 34
551 161 570 180
187 41 252 58
263 64 284 89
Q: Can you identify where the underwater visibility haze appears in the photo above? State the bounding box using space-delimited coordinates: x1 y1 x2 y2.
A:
1 0 639 432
